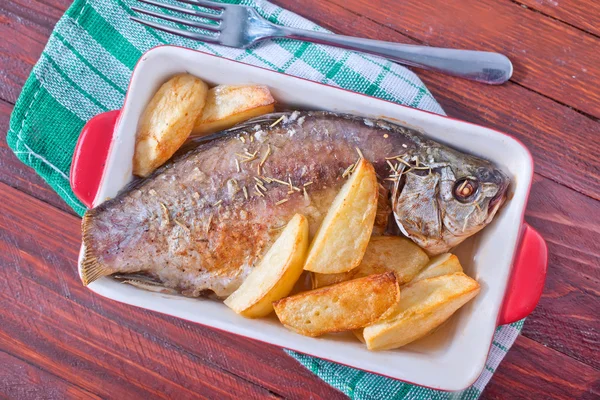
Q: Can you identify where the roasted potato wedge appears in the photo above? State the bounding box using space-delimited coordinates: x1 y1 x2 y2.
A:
224 214 309 318
353 329 365 343
192 85 275 136
133 74 208 177
312 236 429 288
303 158 378 274
412 253 463 282
273 272 399 337
363 272 480 350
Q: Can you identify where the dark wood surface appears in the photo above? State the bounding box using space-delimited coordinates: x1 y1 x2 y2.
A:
0 0 598 398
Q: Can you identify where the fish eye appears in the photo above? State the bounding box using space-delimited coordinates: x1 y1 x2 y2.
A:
453 178 479 202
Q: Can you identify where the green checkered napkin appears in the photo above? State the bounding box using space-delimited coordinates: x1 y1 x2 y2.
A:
7 0 523 397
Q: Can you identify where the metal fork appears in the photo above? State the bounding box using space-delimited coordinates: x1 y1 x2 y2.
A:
131 0 513 84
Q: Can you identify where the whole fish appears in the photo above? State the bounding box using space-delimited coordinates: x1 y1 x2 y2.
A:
81 111 509 297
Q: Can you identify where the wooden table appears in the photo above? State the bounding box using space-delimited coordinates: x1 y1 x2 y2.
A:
1 0 598 398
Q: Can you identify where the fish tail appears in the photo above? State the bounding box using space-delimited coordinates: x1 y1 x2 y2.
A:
80 210 111 285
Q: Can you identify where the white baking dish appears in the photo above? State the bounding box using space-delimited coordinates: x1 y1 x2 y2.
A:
70 45 547 391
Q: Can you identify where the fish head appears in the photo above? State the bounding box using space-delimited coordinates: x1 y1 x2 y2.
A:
392 144 509 255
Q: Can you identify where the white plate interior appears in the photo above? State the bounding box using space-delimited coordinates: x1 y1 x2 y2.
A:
87 46 532 391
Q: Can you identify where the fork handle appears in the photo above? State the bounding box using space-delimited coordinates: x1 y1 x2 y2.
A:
273 27 512 84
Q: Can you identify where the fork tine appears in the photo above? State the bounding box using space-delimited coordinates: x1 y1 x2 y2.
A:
174 0 225 10
130 16 221 43
137 0 223 20
132 7 221 31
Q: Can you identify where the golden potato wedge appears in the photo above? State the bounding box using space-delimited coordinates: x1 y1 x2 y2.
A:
303 158 378 274
134 74 208 177
224 214 309 318
412 253 463 282
353 329 365 343
192 85 275 136
273 272 399 337
363 272 480 350
312 236 429 288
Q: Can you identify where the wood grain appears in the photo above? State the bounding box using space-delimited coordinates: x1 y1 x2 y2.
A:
482 336 600 399
0 278 278 400
517 0 600 37
0 0 63 104
312 0 600 119
273 0 600 201
0 182 345 399
0 99 72 214
0 350 101 400
523 175 600 369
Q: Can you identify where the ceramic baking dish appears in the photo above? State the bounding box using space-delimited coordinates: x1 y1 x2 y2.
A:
70 45 547 391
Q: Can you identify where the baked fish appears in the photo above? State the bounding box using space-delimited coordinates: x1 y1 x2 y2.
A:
81 111 509 297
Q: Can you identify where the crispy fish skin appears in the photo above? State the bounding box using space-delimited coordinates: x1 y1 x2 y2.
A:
81 111 508 297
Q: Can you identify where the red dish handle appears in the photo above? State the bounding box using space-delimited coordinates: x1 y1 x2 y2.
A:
70 110 120 208
498 223 548 325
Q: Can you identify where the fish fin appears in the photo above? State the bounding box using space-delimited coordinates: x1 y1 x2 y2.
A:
80 210 111 285
120 279 178 295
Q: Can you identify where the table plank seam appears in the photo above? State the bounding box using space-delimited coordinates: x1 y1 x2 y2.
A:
519 332 600 373
483 336 600 399
528 174 600 203
511 81 599 123
0 288 278 400
0 177 76 217
0 269 286 399
0 348 100 399
513 335 600 375
509 0 600 40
